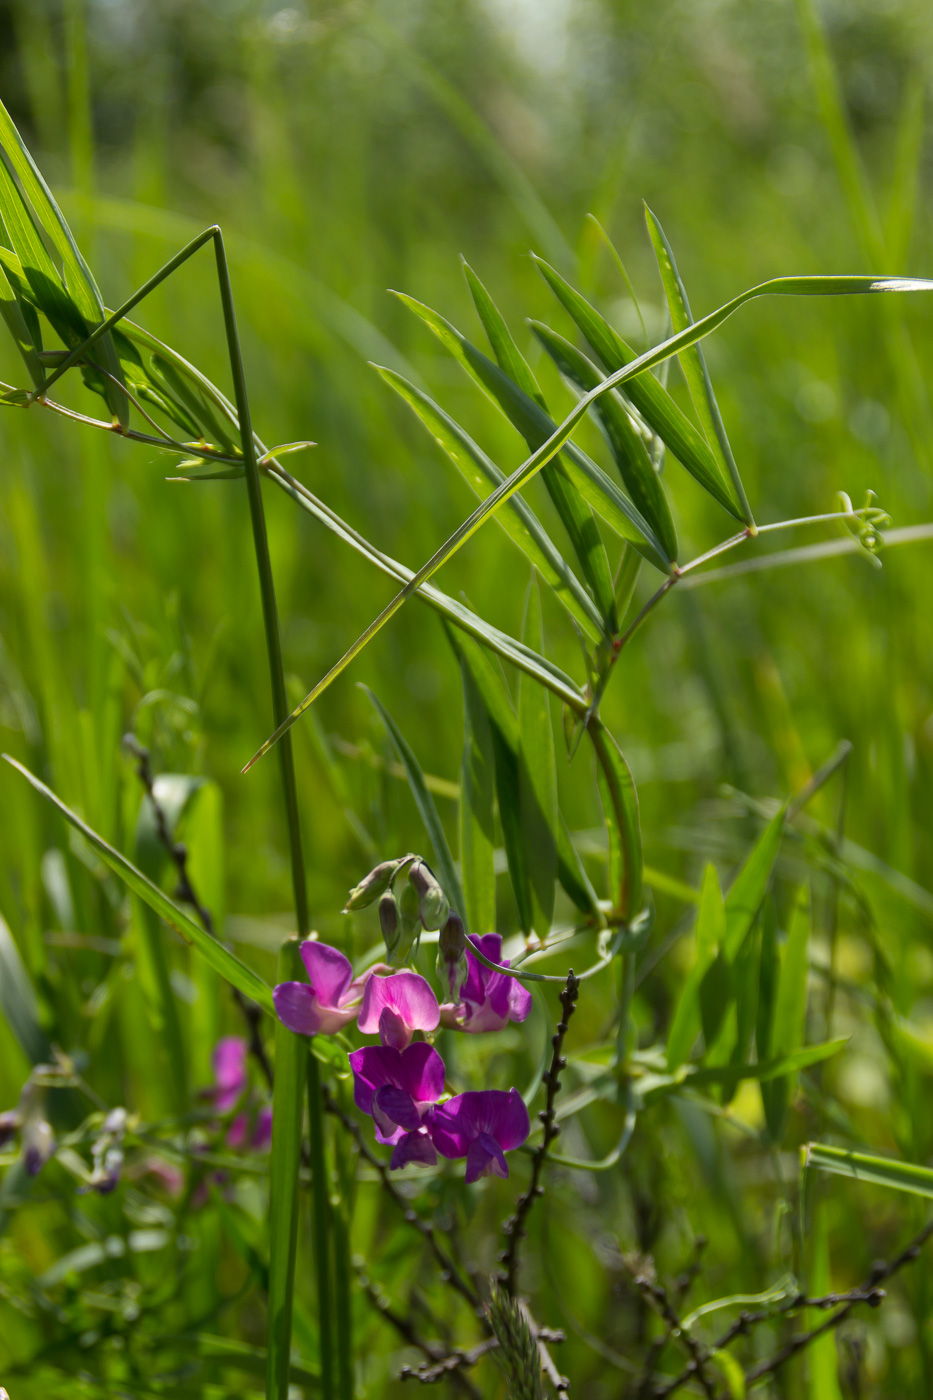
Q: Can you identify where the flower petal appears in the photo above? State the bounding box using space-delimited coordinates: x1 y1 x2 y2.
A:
397 1041 447 1104
507 979 533 1024
358 970 440 1038
390 1130 438 1171
378 1006 410 1050
374 1085 423 1132
212 1037 248 1111
273 981 324 1036
465 1131 509 1184
299 940 354 1007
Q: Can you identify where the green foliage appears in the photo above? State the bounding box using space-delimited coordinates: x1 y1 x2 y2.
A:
2 4 933 1398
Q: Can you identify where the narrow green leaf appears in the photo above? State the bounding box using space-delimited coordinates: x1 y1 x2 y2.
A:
447 625 594 917
518 578 558 936
151 353 237 452
0 96 128 424
530 319 678 562
0 911 50 1065
0 257 42 385
248 272 933 768
460 657 497 935
687 1038 847 1088
807 1203 844 1400
762 885 812 1143
376 365 604 642
394 289 670 574
668 864 725 1071
804 1142 933 1201
711 1349 746 1400
363 687 466 922
533 254 744 519
722 809 785 960
4 755 274 1014
590 719 642 921
644 206 751 524
463 259 547 408
267 938 309 1400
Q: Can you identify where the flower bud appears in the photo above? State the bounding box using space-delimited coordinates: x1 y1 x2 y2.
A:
435 912 469 1001
378 891 400 956
386 881 421 968
409 861 450 932
344 860 399 912
22 1116 54 1177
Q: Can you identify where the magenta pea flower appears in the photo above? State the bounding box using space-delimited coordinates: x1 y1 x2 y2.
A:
357 970 440 1049
431 1088 530 1183
349 1041 446 1170
273 940 368 1036
226 1105 273 1153
440 934 532 1034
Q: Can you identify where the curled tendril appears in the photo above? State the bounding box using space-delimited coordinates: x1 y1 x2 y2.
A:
837 490 892 567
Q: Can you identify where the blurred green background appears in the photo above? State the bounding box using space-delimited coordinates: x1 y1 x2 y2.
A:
3 0 933 1394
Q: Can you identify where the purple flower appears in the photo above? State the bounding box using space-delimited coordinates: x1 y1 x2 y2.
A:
22 1115 55 1177
226 1105 273 1153
212 1037 249 1111
349 1042 446 1170
432 1088 530 1184
273 940 368 1036
439 935 532 1034
357 970 440 1049
0 1109 20 1150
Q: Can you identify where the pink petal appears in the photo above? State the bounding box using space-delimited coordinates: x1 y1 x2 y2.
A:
507 979 533 1023
273 982 324 1036
465 1132 509 1184
212 1037 248 1110
358 971 440 1037
299 941 354 1008
373 1085 423 1132
378 1007 410 1050
391 1130 437 1171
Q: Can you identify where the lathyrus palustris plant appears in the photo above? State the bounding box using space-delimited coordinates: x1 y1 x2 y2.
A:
2 88 933 1398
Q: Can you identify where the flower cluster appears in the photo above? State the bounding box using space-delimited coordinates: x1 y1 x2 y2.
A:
273 858 533 1180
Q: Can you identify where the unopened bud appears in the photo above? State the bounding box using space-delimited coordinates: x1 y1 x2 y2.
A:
435 912 469 1001
409 861 450 932
0 1109 20 1150
345 859 398 912
388 881 422 968
22 1116 54 1177
378 891 400 955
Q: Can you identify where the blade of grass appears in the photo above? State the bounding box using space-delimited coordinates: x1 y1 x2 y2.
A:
589 717 642 922
376 365 605 641
362 686 465 922
530 318 677 561
804 1143 933 1201
644 205 753 526
4 755 274 1013
533 253 742 519
762 885 812 1144
518 577 558 937
394 289 670 573
0 911 50 1065
267 938 309 1400
307 1049 334 1399
667 864 726 1072
460 657 497 935
246 271 933 768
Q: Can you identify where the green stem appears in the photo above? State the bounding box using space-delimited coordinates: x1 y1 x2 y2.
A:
267 939 309 1400
307 1051 335 1400
212 231 309 937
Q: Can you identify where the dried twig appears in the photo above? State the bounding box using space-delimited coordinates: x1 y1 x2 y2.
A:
625 1256 719 1400
356 1261 483 1400
500 970 579 1295
652 1216 933 1397
125 736 273 1089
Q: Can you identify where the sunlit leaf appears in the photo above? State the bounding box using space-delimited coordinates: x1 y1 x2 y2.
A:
4 756 274 1014
644 205 751 524
363 686 465 921
804 1142 933 1201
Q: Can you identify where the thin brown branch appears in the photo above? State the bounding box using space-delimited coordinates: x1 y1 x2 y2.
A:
125 736 274 1090
322 1084 483 1315
356 1262 483 1400
500 970 580 1295
653 1216 933 1397
624 1256 719 1400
